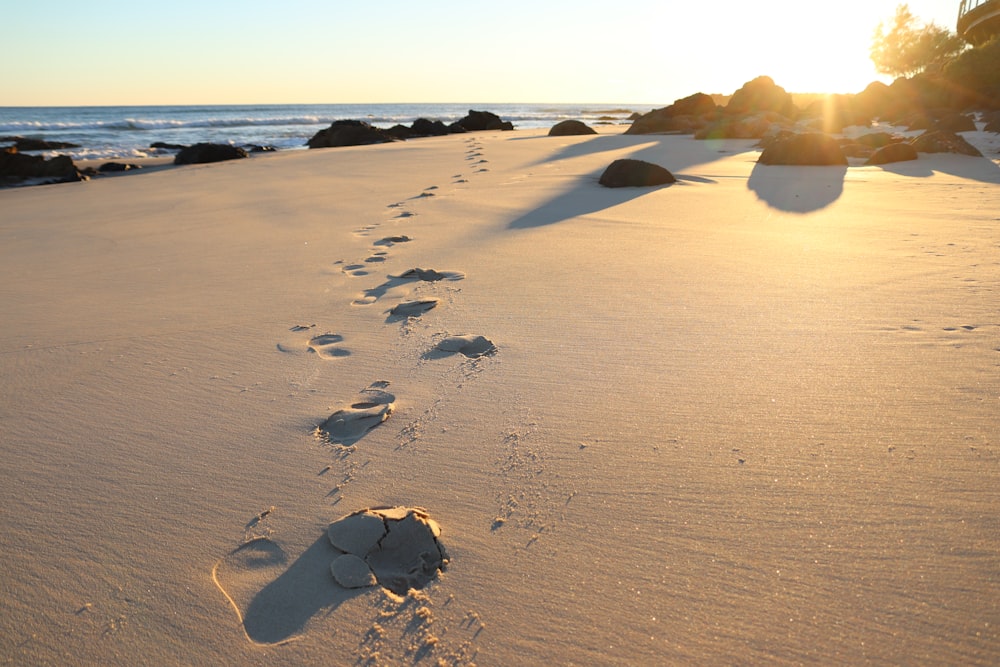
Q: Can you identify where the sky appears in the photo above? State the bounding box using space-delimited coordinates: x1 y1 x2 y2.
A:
1 1 965 106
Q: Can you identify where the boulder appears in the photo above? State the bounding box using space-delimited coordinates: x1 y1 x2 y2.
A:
150 141 187 150
757 133 847 166
454 110 513 132
984 111 1000 133
909 130 983 156
696 112 789 140
386 124 416 140
852 132 899 149
625 93 717 135
932 111 976 133
98 162 141 172
864 143 919 165
1 147 85 185
726 76 797 118
548 120 597 136
307 120 400 148
598 159 676 187
174 143 249 164
411 118 450 136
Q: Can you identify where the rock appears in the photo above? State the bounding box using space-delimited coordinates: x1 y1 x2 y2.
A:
245 144 277 153
548 120 597 136
411 118 450 136
726 76 797 118
386 124 416 140
598 159 676 187
174 143 249 165
865 142 919 165
984 111 1000 133
852 132 898 149
1 147 85 185
839 142 874 158
909 130 983 156
98 162 141 172
757 133 847 166
696 112 789 140
150 141 187 150
307 120 400 148
932 111 976 133
625 93 717 135
0 136 80 151
454 110 514 132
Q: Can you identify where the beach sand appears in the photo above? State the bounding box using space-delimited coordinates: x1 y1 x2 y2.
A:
1 127 998 665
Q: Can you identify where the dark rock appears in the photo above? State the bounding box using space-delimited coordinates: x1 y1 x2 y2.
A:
757 133 848 166
852 132 899 149
853 81 897 120
98 162 141 172
411 118 450 136
625 93 718 135
386 124 416 140
726 76 797 118
548 120 597 136
246 145 277 153
839 142 874 158
455 110 513 132
307 120 400 148
174 143 249 165
150 141 187 150
696 112 789 140
865 143 919 165
598 159 676 188
1 147 85 185
909 130 983 156
799 94 871 133
933 111 976 133
0 136 80 151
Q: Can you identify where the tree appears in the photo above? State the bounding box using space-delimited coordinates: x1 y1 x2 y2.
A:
870 4 966 78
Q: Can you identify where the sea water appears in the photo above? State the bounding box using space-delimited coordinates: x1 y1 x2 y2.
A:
0 103 645 161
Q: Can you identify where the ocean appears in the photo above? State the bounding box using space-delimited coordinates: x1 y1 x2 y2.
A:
0 103 645 162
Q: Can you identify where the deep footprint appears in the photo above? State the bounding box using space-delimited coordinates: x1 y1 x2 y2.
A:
373 235 412 247
327 507 448 595
308 333 351 360
316 385 396 445
435 334 497 358
389 299 439 318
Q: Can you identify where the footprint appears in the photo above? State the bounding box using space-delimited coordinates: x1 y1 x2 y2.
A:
327 507 447 595
343 264 370 277
431 334 497 359
393 268 465 282
316 385 396 446
373 235 412 247
389 299 439 319
364 256 387 263
308 334 351 360
393 211 416 219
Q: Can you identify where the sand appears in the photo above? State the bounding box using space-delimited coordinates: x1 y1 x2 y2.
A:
1 126 998 666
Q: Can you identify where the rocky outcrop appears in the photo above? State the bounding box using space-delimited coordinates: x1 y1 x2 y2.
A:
757 133 847 166
909 130 983 156
695 111 791 140
174 143 249 164
548 120 597 136
411 118 450 136
625 93 718 135
307 120 400 149
598 159 676 187
452 110 514 132
1 147 85 185
864 143 919 165
726 76 797 118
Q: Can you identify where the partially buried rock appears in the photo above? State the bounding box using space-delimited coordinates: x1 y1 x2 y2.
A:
174 143 249 165
599 159 676 187
548 120 597 136
453 110 514 132
1 148 85 185
865 142 918 165
757 133 847 166
328 507 447 595
98 162 141 173
307 120 400 148
909 130 982 157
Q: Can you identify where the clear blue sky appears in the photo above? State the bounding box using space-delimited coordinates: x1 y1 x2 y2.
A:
1 1 962 106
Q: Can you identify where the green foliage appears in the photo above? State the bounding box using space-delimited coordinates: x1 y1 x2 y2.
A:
944 35 1000 90
871 4 966 78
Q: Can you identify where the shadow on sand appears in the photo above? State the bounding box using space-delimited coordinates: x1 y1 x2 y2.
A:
747 163 848 214
233 535 362 645
873 153 1000 183
506 135 753 229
